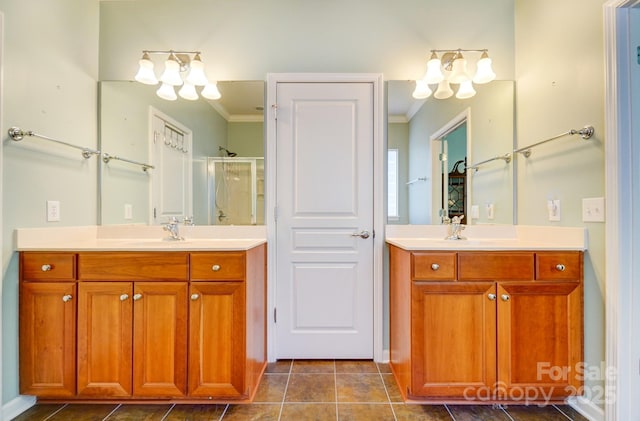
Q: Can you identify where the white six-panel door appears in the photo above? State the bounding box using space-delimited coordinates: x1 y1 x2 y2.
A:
275 82 375 358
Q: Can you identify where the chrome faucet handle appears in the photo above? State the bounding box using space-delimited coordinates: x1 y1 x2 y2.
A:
183 216 194 226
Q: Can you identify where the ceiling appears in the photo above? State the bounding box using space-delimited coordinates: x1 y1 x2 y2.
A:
207 80 265 122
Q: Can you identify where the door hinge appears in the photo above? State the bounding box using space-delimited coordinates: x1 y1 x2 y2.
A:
153 207 157 218
272 104 278 120
439 152 447 162
372 229 376 239
273 307 277 323
274 206 278 222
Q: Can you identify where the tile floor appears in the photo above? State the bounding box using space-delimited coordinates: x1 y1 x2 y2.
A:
12 360 590 421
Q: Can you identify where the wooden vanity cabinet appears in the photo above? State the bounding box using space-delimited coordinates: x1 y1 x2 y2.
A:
19 245 266 403
19 252 77 397
188 246 266 399
76 252 189 398
389 246 584 403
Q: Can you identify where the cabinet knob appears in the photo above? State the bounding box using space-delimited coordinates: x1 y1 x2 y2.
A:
191 293 200 301
133 293 143 301
555 264 566 272
62 294 73 302
488 293 497 301
41 264 52 272
431 263 440 271
501 294 510 302
211 264 221 271
120 294 129 301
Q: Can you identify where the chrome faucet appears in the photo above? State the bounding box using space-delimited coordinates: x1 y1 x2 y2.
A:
445 215 466 240
163 216 184 241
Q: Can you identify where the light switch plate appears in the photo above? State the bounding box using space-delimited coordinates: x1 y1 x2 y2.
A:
47 200 60 222
582 197 605 222
547 199 561 221
124 204 133 220
471 205 480 219
486 203 495 220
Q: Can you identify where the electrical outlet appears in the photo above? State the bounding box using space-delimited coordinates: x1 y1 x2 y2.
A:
124 204 133 220
582 197 605 222
47 200 60 222
471 205 480 219
486 203 495 220
547 199 561 221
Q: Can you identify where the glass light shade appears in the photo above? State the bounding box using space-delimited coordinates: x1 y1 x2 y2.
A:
178 82 199 100
433 80 454 99
186 54 209 86
156 83 177 101
456 80 477 99
473 53 496 84
412 80 432 99
201 81 222 100
424 53 444 84
160 57 183 86
448 56 470 84
134 55 158 85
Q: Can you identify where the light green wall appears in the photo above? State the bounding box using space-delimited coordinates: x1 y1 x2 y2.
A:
515 0 606 408
0 0 100 404
227 122 264 157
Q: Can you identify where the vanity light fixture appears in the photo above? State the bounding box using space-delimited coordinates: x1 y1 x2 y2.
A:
134 50 222 101
413 49 496 100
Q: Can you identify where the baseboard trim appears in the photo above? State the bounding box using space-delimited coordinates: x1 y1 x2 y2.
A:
381 349 390 363
2 395 36 421
566 396 604 421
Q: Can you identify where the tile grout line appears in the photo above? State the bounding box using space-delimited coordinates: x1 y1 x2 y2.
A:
500 404 516 421
377 363 398 421
276 359 294 421
42 403 68 421
552 404 577 420
444 404 457 421
333 360 339 421
159 403 176 421
102 403 122 420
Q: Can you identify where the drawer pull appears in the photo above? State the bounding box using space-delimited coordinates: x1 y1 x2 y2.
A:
501 294 510 302
211 264 221 271
133 293 143 301
431 263 440 271
555 264 566 272
488 293 497 301
62 294 73 302
120 294 129 301
41 264 52 272
191 293 200 301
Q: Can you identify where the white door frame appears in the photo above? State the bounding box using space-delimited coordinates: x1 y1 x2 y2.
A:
603 1 640 420
265 73 385 362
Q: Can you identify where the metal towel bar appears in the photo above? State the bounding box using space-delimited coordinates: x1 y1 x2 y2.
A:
8 126 100 159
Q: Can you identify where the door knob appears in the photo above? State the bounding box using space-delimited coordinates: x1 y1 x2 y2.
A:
351 231 370 239
191 293 200 301
501 294 510 302
488 293 497 301
133 294 143 301
41 264 52 272
62 294 73 302
555 264 566 272
120 294 129 301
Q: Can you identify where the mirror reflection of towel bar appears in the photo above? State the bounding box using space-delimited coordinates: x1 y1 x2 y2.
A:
102 153 154 172
406 176 428 185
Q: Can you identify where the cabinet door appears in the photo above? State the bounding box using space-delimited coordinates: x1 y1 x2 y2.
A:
77 282 132 397
188 282 246 398
19 282 76 397
411 282 497 398
497 282 583 399
133 282 188 397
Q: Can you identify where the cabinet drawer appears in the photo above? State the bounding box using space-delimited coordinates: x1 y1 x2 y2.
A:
412 252 456 281
78 252 189 281
21 252 76 281
190 252 246 281
536 252 582 281
458 252 534 281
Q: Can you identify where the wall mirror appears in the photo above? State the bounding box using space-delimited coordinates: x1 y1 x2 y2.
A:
387 79 516 225
98 80 265 226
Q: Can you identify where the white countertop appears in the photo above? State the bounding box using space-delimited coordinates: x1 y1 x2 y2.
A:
15 225 267 251
385 224 587 251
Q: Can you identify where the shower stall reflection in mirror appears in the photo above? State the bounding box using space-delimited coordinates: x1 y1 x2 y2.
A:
207 157 265 225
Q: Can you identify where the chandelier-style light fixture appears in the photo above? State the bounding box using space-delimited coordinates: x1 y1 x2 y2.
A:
412 49 496 100
134 50 222 101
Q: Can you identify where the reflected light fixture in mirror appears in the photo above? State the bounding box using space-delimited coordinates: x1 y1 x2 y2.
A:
134 50 222 101
413 49 496 100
